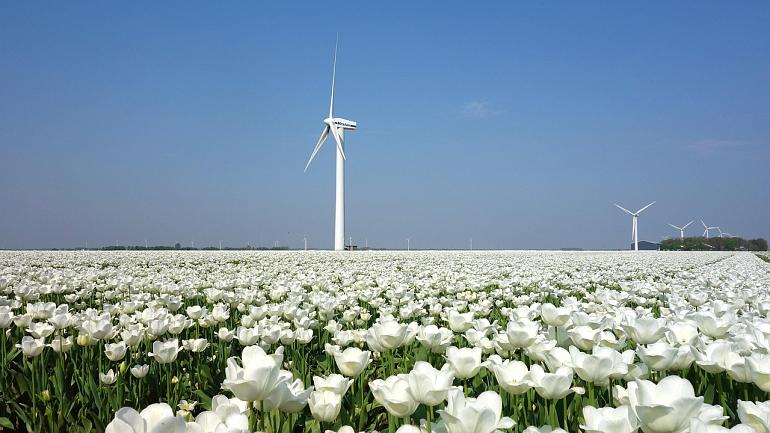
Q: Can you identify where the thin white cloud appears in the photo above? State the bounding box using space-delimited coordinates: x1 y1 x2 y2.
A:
461 101 502 118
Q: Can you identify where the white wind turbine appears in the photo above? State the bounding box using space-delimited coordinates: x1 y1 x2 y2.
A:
304 38 358 251
701 220 718 239
668 220 694 241
614 201 656 251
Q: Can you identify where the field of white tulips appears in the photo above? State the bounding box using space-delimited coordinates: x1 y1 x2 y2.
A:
1 250 770 433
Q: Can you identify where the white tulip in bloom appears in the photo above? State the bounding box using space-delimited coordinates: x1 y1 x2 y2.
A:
406 361 455 406
120 324 146 347
209 394 249 418
221 345 284 402
191 407 249 433
694 312 733 339
445 346 483 379
308 390 343 423
369 374 419 417
263 376 312 413
416 325 454 353
325 426 364 433
621 316 667 345
216 327 235 342
0 306 14 328
148 339 183 364
738 400 770 433
314 373 354 396
567 325 601 351
130 364 149 378
666 321 699 346
331 346 372 377
581 405 638 433
438 388 515 433
49 335 74 353
522 427 568 433
636 342 679 372
747 354 770 392
105 341 128 361
447 310 474 333
540 303 570 327
100 369 118 385
83 316 114 340
17 335 45 357
692 340 733 374
568 345 624 386
211 305 230 322
485 355 531 395
295 327 314 344
186 305 206 320
524 338 556 363
669 345 696 371
689 419 756 433
526 365 582 400
394 425 424 433
27 321 55 339
626 376 704 433
366 318 408 351
182 338 209 352
105 403 187 433
506 318 540 349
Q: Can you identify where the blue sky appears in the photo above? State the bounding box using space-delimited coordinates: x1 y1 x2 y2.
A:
1 2 768 250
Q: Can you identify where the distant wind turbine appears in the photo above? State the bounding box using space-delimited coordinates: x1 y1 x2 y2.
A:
668 220 694 240
701 220 718 239
614 201 656 251
303 36 357 251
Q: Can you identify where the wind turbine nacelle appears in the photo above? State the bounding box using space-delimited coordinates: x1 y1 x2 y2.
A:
329 117 357 130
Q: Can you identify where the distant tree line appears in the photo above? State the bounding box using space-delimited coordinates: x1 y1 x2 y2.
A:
660 236 768 251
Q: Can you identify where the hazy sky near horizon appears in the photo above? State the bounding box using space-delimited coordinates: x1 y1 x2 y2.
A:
1 2 769 250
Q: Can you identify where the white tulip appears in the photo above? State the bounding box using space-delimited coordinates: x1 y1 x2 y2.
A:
370 374 419 418
445 346 483 379
438 388 515 433
406 361 455 406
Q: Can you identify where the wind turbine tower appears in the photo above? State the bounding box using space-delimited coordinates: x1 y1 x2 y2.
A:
304 37 357 251
614 201 656 251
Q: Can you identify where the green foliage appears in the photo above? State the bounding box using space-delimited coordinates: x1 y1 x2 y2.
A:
660 236 768 251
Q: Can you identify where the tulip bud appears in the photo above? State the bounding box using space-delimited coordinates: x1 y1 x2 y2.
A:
172 376 179 384
119 361 128 374
41 390 51 402
77 334 92 347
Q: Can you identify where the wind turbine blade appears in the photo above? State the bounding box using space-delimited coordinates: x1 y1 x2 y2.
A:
701 219 708 228
668 224 681 230
614 203 634 215
329 36 338 118
329 124 346 160
636 201 656 214
304 126 330 172
683 220 694 229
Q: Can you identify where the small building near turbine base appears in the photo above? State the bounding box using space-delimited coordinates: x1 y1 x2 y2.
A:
632 241 660 251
